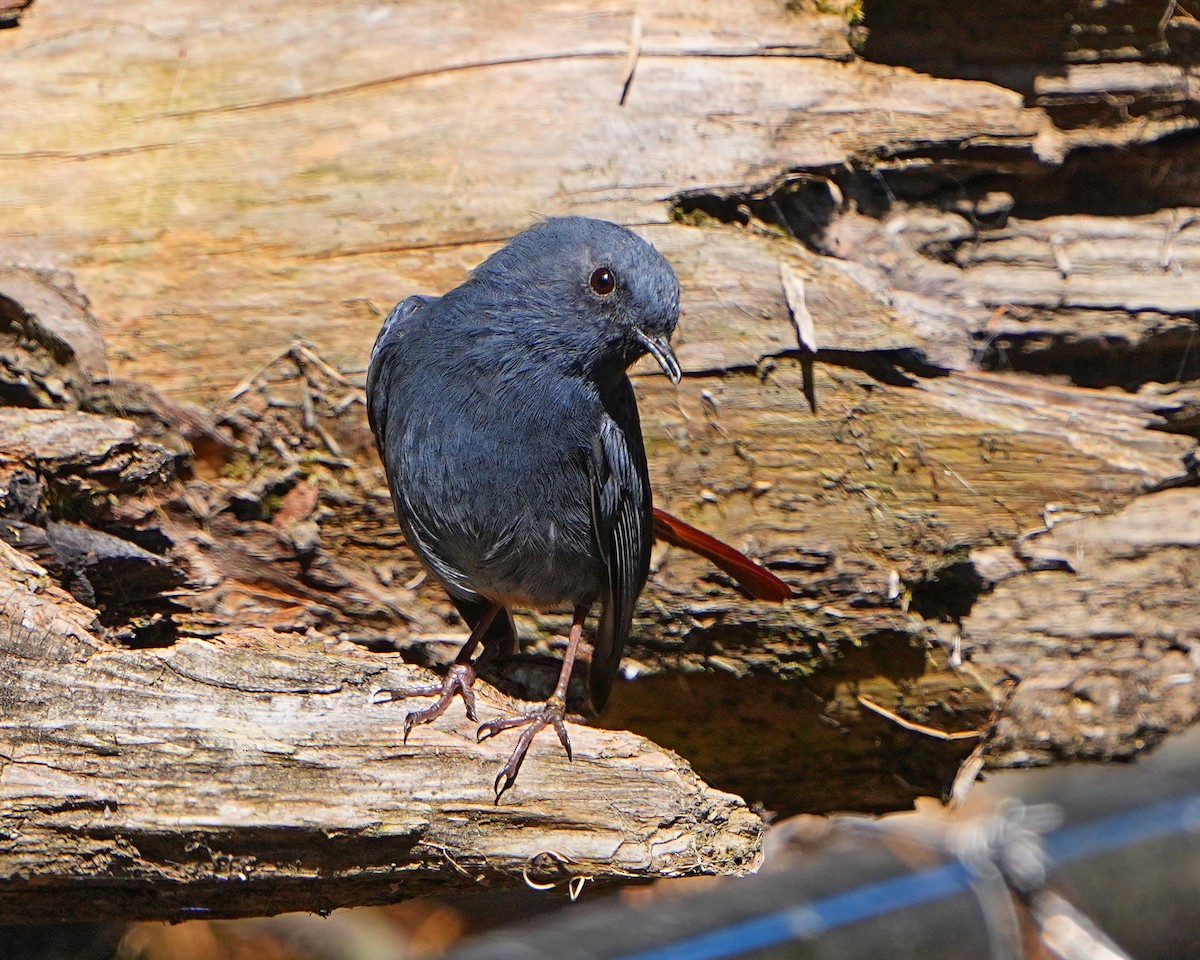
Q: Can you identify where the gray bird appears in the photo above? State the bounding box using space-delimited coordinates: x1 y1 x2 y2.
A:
366 216 681 798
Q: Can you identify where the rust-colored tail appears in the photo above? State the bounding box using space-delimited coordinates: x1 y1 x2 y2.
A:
652 508 793 602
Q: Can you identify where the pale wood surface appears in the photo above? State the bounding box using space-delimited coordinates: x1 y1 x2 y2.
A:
0 540 762 924
0 0 1032 400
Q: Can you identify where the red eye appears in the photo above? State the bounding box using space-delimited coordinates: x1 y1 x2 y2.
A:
589 266 616 296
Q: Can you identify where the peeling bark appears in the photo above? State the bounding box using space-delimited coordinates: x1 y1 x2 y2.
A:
950 488 1200 765
0 265 106 409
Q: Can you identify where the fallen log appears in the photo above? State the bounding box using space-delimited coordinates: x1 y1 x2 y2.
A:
0 540 763 923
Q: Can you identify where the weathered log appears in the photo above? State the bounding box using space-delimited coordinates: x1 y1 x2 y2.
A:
5 0 1198 402
5 245 1191 810
0 539 762 923
0 0 33 29
0 408 179 500
1 0 1200 929
0 0 1037 399
944 487 1200 766
862 0 1200 132
0 518 183 610
0 1 1195 664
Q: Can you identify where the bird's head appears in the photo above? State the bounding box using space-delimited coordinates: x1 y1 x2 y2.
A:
471 216 682 384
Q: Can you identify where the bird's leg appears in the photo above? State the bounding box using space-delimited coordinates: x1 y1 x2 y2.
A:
478 605 587 802
373 601 501 741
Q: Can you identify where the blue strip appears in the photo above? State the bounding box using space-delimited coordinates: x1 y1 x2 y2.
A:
618 913 793 960
1044 792 1200 865
619 862 972 960
618 790 1200 960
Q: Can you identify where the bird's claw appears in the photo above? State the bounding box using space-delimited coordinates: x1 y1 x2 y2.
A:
375 663 478 742
478 697 573 802
493 766 519 802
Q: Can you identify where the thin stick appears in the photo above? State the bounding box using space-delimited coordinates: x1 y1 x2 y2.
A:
856 695 981 741
314 420 343 457
618 14 642 105
224 343 297 402
295 342 357 387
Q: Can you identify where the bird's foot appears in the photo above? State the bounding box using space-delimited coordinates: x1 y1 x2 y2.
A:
373 663 478 741
477 696 572 802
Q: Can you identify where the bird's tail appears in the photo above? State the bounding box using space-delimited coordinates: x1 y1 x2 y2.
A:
652 508 793 602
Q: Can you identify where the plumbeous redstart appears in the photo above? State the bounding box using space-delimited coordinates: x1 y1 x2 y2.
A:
366 216 680 798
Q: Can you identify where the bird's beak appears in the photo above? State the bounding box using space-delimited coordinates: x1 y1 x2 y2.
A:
635 329 682 384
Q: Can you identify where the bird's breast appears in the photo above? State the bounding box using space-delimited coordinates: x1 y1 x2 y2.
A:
380 351 612 609
395 428 605 609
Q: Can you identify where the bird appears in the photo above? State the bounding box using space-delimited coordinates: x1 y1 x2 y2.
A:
367 216 790 799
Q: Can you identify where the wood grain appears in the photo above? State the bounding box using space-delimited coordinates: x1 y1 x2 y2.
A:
0 0 1032 400
0 540 762 923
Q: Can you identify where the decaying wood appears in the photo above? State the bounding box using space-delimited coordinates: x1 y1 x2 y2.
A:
0 0 33 28
944 488 1200 765
862 0 1200 135
0 408 179 498
0 265 107 409
0 540 762 924
1 0 1200 925
0 517 184 610
0 0 1038 398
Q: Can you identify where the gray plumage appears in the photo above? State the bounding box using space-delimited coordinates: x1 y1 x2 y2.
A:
366 216 680 710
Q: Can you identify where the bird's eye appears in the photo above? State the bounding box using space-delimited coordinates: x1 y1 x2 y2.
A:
589 266 616 296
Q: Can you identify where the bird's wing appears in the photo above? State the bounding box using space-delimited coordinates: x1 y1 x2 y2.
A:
370 295 434 362
367 293 519 655
366 294 433 439
588 389 652 711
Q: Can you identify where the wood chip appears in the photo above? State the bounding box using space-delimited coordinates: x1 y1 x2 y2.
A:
780 262 818 353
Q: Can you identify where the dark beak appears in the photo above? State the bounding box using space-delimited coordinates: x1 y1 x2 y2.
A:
635 329 682 384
